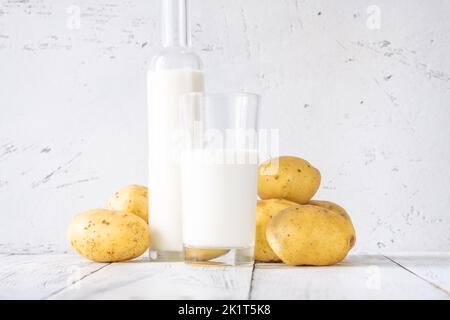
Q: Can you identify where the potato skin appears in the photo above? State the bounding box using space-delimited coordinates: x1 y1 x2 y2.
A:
255 199 298 262
266 205 353 266
258 156 321 204
184 248 229 261
308 200 356 248
107 185 148 222
68 209 150 262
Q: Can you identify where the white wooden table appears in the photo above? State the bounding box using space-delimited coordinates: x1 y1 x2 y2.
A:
0 253 449 300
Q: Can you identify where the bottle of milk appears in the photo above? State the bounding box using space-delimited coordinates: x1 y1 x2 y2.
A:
147 0 204 261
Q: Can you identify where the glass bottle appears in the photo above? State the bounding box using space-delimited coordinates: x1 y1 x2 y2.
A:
147 0 204 261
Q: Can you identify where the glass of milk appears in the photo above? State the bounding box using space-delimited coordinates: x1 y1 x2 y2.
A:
179 93 260 266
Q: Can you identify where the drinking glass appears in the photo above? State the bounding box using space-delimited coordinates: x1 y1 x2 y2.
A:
179 93 260 266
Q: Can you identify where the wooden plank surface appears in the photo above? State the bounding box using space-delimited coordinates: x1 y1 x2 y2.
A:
0 254 108 299
51 256 253 300
1 253 449 299
386 253 450 295
250 255 450 300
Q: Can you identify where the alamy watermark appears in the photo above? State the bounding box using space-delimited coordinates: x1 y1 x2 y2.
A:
366 5 381 30
66 5 81 30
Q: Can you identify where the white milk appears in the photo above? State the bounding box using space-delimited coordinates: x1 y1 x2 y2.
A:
181 149 258 248
148 69 204 252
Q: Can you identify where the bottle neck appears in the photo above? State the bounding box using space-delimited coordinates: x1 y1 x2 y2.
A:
162 0 190 48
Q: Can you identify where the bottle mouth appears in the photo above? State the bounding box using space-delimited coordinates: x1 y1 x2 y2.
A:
161 0 190 48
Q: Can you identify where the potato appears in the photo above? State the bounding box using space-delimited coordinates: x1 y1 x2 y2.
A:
266 205 354 266
255 199 298 262
258 156 321 204
68 209 150 262
308 200 356 248
184 248 229 261
107 184 148 222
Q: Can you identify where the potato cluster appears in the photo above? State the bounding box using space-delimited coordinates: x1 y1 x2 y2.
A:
255 156 356 266
68 185 150 263
68 155 355 266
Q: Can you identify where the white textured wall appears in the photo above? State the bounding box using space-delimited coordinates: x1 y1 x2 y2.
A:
0 0 449 253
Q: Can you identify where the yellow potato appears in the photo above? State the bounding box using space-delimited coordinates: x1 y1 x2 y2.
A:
68 209 150 262
184 248 229 262
266 205 354 266
255 199 298 262
107 184 148 222
308 200 356 248
258 156 321 204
